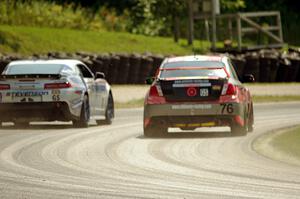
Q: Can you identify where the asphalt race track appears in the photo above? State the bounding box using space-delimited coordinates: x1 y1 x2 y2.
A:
0 102 300 199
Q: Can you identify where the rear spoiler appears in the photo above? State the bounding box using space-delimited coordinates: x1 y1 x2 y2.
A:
0 74 61 80
158 76 227 81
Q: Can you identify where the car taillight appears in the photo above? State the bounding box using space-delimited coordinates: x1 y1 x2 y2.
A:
0 84 10 90
222 83 236 95
149 85 158 96
44 82 72 89
146 84 165 104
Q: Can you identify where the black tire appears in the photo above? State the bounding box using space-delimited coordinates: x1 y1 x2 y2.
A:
144 126 168 137
231 111 248 136
96 92 114 125
248 104 254 132
230 124 247 136
14 121 30 128
180 127 196 131
73 95 90 128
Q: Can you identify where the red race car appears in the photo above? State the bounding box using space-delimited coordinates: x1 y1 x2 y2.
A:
143 55 254 137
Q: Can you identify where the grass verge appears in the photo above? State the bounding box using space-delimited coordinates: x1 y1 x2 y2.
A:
115 98 144 109
252 95 300 103
0 25 211 55
271 126 300 161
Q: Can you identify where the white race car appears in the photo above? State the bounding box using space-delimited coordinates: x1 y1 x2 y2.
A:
0 59 114 127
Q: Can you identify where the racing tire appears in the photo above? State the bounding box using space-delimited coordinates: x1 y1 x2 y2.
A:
230 124 247 136
14 122 30 128
144 126 168 138
73 95 90 128
96 92 114 125
231 112 248 136
248 104 254 132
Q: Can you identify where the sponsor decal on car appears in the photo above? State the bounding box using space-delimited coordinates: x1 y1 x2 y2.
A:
174 122 216 128
186 87 197 97
10 91 49 97
171 104 212 110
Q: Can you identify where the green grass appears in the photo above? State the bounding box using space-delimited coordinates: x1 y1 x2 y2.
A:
0 25 212 55
252 95 300 103
115 98 144 109
271 126 300 160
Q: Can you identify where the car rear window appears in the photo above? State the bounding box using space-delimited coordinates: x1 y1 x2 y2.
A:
163 61 224 68
5 64 64 75
159 69 227 78
160 61 227 78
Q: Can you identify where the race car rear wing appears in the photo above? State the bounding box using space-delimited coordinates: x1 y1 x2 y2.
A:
0 74 61 80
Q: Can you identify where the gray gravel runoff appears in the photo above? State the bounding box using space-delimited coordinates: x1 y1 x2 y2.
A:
0 102 300 198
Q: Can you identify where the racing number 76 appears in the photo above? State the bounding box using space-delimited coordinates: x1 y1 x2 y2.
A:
221 103 234 114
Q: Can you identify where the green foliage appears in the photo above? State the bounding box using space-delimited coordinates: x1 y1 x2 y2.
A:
127 0 186 37
220 0 245 13
127 0 166 36
0 0 128 32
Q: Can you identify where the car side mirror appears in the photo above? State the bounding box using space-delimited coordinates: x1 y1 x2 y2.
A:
243 74 255 83
95 72 105 79
145 77 154 85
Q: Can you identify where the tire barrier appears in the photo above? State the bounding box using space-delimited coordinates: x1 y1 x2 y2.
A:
244 52 260 82
108 55 120 84
139 56 153 84
259 50 280 82
1 49 300 83
230 54 246 80
128 54 141 84
118 54 130 84
99 54 110 79
287 55 300 82
276 57 291 82
150 54 164 76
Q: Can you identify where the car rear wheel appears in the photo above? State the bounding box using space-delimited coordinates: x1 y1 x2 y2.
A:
73 95 90 128
231 112 248 136
248 104 254 132
14 121 30 128
96 92 114 125
144 126 168 137
230 124 247 136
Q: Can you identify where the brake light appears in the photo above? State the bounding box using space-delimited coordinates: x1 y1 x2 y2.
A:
149 85 159 96
146 84 165 104
222 83 236 95
0 84 10 90
226 83 236 95
44 82 72 89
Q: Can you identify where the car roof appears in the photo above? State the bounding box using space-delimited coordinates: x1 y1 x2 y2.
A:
7 59 84 68
165 55 225 64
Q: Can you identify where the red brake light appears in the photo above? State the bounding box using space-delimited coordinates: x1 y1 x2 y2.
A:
226 83 236 95
146 84 165 104
0 84 10 90
149 85 159 96
44 82 72 89
222 83 236 95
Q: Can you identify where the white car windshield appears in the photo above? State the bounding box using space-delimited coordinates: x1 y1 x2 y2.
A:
5 64 64 75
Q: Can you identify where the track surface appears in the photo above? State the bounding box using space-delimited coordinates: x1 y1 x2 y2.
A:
0 103 300 198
